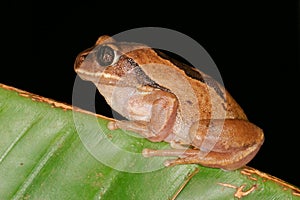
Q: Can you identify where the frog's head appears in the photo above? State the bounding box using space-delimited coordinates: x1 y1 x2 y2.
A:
74 35 152 87
75 35 119 83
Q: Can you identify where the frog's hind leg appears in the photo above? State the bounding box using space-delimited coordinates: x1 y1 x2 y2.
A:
159 151 238 170
142 148 223 169
142 148 200 158
143 144 261 170
142 148 203 166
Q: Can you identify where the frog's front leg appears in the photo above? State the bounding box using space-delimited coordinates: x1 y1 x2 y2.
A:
108 90 178 142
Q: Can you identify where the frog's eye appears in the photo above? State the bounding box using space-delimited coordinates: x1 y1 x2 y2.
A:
96 45 116 66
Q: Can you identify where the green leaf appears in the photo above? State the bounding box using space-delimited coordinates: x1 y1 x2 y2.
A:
177 166 300 199
0 83 299 200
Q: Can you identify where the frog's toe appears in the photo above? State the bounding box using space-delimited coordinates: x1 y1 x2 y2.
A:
107 121 118 130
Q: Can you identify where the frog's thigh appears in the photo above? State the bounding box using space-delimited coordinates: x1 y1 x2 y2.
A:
107 93 178 142
191 119 264 155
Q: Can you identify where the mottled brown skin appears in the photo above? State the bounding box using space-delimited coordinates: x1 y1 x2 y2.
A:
74 35 264 170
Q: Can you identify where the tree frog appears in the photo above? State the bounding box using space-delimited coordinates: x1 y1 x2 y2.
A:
74 35 264 170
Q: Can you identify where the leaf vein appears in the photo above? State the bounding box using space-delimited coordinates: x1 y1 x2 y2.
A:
11 126 73 200
0 117 42 164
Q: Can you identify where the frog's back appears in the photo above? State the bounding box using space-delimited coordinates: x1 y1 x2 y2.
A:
116 43 247 120
188 76 248 120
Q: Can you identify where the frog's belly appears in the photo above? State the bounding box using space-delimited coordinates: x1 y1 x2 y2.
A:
126 99 152 121
98 85 152 121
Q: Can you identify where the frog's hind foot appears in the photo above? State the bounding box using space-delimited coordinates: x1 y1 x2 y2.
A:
163 157 201 167
142 148 201 166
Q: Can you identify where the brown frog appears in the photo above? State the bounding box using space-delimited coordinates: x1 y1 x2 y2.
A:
74 35 264 170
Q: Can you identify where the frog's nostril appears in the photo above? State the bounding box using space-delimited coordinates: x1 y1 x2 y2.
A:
74 47 94 69
74 54 86 70
79 55 86 63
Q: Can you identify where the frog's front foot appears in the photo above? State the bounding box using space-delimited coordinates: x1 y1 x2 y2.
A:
107 121 118 130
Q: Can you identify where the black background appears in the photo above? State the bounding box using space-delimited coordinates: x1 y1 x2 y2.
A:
2 2 299 187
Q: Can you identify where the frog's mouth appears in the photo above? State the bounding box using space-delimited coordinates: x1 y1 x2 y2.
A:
75 68 101 81
75 66 128 87
74 53 103 83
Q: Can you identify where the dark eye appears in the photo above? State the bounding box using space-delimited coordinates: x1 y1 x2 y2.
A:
96 45 115 66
